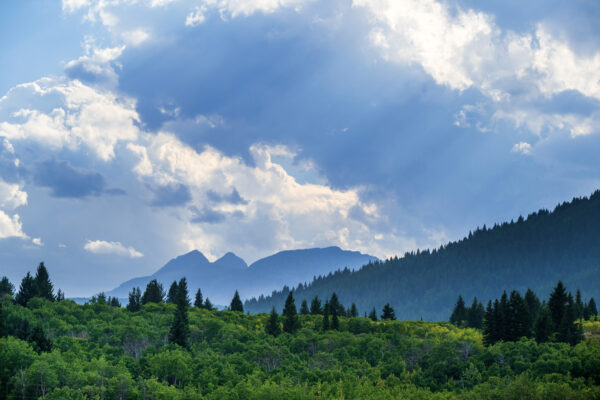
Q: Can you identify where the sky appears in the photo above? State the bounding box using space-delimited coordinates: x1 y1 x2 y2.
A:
0 0 599 297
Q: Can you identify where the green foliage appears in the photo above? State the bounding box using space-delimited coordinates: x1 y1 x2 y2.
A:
299 299 309 315
194 288 203 308
230 290 244 312
127 287 142 312
282 292 299 334
169 278 190 347
15 272 36 306
0 276 14 299
265 307 281 337
34 262 54 301
142 279 165 304
381 303 395 320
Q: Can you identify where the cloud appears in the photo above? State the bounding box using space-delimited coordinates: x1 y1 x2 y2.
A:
512 142 532 155
354 0 600 139
0 180 27 210
84 240 144 258
122 29 150 46
65 40 125 87
206 188 247 204
32 159 118 198
150 183 192 207
0 211 27 240
0 77 140 161
185 6 207 26
32 237 44 246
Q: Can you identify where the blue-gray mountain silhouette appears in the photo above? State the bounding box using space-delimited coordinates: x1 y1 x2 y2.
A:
107 246 376 305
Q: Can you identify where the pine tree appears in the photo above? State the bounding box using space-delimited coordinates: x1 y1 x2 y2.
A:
0 302 6 337
15 272 37 306
368 307 378 322
508 290 530 340
142 280 165 304
34 263 54 301
167 281 179 304
524 289 540 332
586 298 598 319
29 325 52 353
575 289 584 320
450 295 467 326
0 276 14 299
350 303 359 318
467 298 484 329
330 293 340 330
55 290 65 301
299 300 309 315
310 296 322 314
381 303 396 320
548 281 568 330
109 297 121 307
204 298 213 310
322 300 330 330
483 301 496 345
282 292 299 334
169 278 190 347
265 307 281 337
558 293 582 345
127 287 142 312
534 303 553 343
194 289 203 308
230 290 244 312
95 292 107 305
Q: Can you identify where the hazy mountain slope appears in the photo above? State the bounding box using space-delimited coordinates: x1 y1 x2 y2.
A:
107 246 376 305
245 190 600 320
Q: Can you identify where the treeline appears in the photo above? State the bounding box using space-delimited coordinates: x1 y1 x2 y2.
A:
245 190 600 320
451 282 598 346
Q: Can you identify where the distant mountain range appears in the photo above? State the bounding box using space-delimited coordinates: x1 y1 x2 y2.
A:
106 247 377 305
245 190 600 321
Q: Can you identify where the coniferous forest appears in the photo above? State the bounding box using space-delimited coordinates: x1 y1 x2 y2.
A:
245 191 600 320
2 265 600 399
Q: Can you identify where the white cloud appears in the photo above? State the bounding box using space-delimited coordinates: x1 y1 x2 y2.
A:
32 237 44 246
354 0 600 139
0 180 27 210
202 0 315 18
122 29 150 46
511 142 532 155
84 240 144 258
0 211 27 240
65 39 125 87
185 6 207 26
0 77 140 161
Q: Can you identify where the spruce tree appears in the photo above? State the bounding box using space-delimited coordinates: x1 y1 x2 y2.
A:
534 303 553 343
587 298 598 318
127 287 141 312
558 293 582 345
330 293 340 330
142 280 165 304
230 290 244 312
524 289 540 332
483 301 496 345
310 296 322 314
29 325 52 353
450 295 467 326
467 298 484 329
55 290 65 302
508 290 530 340
299 300 309 315
282 292 299 334
381 303 396 320
548 281 568 330
204 298 213 310
265 307 281 337
34 263 54 301
575 289 584 320
322 300 330 330
0 276 14 299
167 281 179 304
350 303 359 318
194 288 203 308
368 307 378 322
169 278 190 347
15 272 37 306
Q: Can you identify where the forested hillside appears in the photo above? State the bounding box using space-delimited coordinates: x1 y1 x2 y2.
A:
245 190 600 320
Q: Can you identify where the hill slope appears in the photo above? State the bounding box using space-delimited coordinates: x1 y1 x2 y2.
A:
107 246 376 305
245 190 600 320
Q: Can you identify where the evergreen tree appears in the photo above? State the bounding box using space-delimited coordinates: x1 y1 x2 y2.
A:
330 293 340 330
534 303 553 343
95 292 107 305
0 276 14 299
29 325 52 353
350 303 359 318
310 296 322 314
15 272 37 306
575 289 584 320
0 302 5 337
467 298 484 329
524 289 540 331
381 303 396 320
230 290 244 312
55 290 65 302
265 307 281 337
449 295 468 326
194 288 203 308
142 280 165 304
109 297 121 307
586 298 598 319
167 281 179 304
483 301 496 345
169 278 190 347
368 307 378 322
282 292 299 334
558 293 582 345
548 281 568 330
204 298 213 310
322 300 330 330
299 300 309 315
127 287 142 312
34 262 54 301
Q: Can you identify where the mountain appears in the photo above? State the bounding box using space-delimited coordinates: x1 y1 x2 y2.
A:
106 246 376 305
245 190 600 320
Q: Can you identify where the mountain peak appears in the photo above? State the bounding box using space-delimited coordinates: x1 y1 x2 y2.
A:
215 252 247 269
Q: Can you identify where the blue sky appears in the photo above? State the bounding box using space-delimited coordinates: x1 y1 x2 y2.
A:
0 0 599 296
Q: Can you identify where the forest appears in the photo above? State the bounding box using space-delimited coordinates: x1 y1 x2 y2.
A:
245 190 600 320
1 265 600 399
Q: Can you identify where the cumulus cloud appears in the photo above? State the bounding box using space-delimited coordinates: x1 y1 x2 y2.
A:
65 39 125 87
122 29 150 46
0 211 27 240
354 0 600 140
511 142 532 155
32 237 44 246
0 180 27 210
84 240 144 258
0 77 140 161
